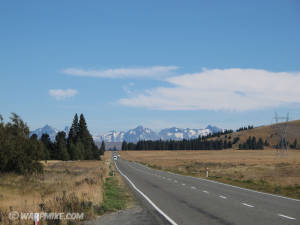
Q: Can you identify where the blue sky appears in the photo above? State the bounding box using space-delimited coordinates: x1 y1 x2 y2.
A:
1 0 300 134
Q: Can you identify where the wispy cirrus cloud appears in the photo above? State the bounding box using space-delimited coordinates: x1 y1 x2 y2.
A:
118 68 300 111
62 66 179 79
49 89 78 100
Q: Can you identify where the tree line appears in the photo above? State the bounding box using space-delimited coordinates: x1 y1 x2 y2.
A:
121 134 270 151
205 129 234 138
0 113 104 174
236 125 254 132
238 136 265 150
122 136 233 151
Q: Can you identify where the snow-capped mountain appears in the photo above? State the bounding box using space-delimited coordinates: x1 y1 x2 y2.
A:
205 125 223 133
93 130 125 143
30 125 70 141
123 126 159 143
92 125 222 143
159 127 211 140
30 125 59 141
34 124 223 143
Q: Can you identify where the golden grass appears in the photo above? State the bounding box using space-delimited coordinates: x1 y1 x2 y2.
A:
120 149 300 198
0 153 111 225
214 119 300 147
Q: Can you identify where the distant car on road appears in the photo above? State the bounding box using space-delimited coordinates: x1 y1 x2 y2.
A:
113 156 118 160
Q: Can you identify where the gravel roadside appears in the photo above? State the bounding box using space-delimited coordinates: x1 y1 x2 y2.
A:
83 205 170 225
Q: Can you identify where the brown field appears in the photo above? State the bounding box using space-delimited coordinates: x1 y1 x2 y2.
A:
120 149 300 199
0 153 111 225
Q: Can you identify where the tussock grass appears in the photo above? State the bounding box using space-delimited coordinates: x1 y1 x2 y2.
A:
0 153 111 225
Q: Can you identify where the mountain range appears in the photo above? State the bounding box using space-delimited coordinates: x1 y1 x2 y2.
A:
30 124 222 143
92 125 222 143
30 125 69 141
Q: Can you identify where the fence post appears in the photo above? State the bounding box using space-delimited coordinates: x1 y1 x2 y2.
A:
34 213 39 225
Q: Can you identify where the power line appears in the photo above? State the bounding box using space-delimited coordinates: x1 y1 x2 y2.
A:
273 112 289 157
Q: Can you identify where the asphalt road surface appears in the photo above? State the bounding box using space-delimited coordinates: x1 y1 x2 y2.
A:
115 158 300 225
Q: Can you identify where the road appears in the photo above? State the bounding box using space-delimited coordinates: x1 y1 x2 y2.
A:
115 158 300 225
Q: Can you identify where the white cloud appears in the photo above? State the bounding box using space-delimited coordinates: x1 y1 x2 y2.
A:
62 66 179 78
118 68 300 111
49 89 78 100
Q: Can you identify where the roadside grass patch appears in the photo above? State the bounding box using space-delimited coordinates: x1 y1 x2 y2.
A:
210 176 300 200
102 177 127 212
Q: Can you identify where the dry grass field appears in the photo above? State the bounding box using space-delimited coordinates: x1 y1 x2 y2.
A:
214 120 300 148
0 153 111 225
120 149 300 199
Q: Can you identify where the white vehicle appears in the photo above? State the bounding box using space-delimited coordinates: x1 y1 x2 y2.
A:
113 156 118 160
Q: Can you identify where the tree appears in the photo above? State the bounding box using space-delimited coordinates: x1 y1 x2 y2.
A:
290 139 297 149
100 141 105 155
0 113 43 174
40 133 52 160
30 134 46 160
78 114 88 140
257 138 264 150
77 114 96 159
68 114 79 144
55 131 69 161
122 141 128 150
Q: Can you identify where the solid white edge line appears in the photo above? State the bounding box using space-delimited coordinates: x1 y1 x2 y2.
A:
242 203 254 208
134 162 300 202
114 161 178 225
278 214 296 220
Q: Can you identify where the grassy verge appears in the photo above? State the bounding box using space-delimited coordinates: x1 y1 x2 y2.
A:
102 177 127 212
209 176 300 199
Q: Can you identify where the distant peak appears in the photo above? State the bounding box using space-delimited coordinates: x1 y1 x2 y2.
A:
43 124 53 129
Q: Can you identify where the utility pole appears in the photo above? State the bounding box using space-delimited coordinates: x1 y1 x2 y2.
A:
274 112 289 157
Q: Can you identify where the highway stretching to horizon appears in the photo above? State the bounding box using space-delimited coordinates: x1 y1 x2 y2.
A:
115 158 300 225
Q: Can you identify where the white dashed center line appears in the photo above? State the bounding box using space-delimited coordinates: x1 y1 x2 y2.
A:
182 183 186 186
219 195 227 199
191 186 197 190
174 180 178 183
203 190 209 194
278 214 296 220
242 203 254 208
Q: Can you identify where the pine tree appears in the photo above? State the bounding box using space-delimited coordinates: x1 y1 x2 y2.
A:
75 141 84 159
40 133 52 160
257 138 264 150
68 114 79 144
55 131 70 160
122 141 128 150
291 139 297 149
100 141 105 155
78 114 94 159
30 134 46 160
